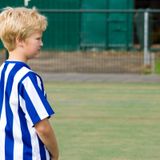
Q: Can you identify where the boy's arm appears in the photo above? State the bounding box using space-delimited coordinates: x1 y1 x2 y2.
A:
34 118 59 160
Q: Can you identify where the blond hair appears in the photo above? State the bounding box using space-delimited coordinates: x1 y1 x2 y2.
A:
0 7 47 51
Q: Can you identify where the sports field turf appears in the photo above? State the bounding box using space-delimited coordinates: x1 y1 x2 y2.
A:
45 82 160 160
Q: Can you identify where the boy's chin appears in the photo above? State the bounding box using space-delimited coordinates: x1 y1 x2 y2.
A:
33 51 41 58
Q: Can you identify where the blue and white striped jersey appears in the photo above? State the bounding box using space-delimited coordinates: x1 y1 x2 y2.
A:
0 61 55 160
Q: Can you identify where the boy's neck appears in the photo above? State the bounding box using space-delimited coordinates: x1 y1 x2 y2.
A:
8 50 28 63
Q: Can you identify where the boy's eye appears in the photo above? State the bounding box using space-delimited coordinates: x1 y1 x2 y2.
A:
36 37 41 40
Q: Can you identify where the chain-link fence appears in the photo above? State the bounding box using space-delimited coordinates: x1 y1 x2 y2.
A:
0 9 160 74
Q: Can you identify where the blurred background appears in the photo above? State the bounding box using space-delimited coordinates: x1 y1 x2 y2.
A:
1 1 160 160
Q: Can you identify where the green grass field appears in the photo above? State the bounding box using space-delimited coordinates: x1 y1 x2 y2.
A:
45 82 160 160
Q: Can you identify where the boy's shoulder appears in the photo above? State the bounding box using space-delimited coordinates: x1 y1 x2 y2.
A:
1 61 42 84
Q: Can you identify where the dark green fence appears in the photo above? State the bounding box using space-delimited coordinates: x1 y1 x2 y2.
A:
81 0 134 50
81 0 108 49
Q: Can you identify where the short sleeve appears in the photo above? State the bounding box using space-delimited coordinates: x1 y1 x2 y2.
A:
18 72 54 126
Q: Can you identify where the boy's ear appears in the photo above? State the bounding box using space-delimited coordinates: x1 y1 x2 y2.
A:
16 37 24 47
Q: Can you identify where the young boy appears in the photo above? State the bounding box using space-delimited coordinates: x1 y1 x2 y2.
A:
0 7 59 160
